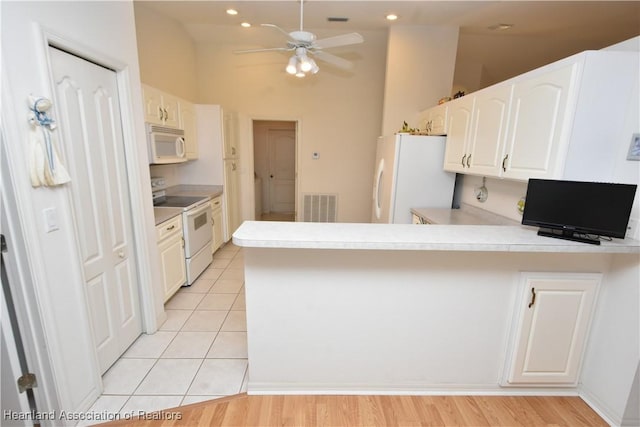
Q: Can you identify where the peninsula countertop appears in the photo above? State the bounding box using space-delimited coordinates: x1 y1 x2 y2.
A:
233 221 640 254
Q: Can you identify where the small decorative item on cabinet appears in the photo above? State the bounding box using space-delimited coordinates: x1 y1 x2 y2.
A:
453 90 465 99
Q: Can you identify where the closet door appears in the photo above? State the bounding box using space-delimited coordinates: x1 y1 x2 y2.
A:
49 47 141 374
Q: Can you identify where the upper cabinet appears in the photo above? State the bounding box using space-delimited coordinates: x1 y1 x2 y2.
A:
501 63 575 180
142 84 198 160
442 96 474 173
142 84 180 128
223 111 239 159
419 103 449 136
179 100 198 160
438 50 639 182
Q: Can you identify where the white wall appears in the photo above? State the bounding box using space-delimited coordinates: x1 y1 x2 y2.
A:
194 27 388 222
1 0 160 415
381 26 459 135
134 3 198 101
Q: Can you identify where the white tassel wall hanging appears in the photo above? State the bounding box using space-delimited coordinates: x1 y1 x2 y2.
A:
27 95 71 187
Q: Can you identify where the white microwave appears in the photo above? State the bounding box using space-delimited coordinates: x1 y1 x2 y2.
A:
147 124 187 164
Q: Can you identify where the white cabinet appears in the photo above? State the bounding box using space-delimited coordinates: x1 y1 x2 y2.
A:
142 84 180 128
505 272 600 385
440 50 638 182
468 84 513 176
211 195 224 253
419 103 449 135
223 159 241 241
443 96 474 173
223 111 239 159
501 63 576 180
179 100 198 159
156 215 186 302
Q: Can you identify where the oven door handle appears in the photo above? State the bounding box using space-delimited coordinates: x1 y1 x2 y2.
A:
185 201 212 218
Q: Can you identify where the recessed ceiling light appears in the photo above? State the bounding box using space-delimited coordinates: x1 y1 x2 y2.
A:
241 22 251 28
488 23 514 31
386 14 398 21
226 9 238 16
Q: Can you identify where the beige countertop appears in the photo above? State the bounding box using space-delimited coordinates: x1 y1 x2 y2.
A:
153 207 183 226
411 204 520 226
165 184 223 199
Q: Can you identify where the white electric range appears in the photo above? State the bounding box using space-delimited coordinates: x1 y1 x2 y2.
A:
152 178 213 285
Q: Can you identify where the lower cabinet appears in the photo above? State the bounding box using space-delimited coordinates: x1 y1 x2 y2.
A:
211 195 224 253
504 272 600 386
156 215 186 302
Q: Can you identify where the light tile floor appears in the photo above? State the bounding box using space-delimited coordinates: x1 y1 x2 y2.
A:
87 243 247 417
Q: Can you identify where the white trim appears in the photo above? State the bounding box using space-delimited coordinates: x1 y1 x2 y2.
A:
38 25 164 334
247 382 582 396
580 388 621 427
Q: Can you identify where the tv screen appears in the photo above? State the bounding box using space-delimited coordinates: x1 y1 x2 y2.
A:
522 179 637 244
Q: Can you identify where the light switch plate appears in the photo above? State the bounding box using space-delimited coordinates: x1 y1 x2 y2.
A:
43 207 59 233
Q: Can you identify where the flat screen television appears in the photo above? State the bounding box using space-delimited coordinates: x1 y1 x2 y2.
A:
522 179 637 245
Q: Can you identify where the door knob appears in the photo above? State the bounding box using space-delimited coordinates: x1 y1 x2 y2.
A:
270 174 274 178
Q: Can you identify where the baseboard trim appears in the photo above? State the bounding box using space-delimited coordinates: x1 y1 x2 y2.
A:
579 388 622 427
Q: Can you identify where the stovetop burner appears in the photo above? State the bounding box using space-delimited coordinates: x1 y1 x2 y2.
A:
154 195 209 210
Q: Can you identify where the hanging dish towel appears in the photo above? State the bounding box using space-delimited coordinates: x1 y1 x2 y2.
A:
27 95 71 187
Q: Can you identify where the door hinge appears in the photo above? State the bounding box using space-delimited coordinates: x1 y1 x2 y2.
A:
17 373 37 393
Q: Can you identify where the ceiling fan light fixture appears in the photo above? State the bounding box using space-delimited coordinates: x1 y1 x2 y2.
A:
386 14 398 21
309 59 320 74
286 56 298 75
241 22 251 28
226 9 238 16
300 56 313 72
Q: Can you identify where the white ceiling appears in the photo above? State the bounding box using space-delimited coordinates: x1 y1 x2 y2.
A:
137 1 640 86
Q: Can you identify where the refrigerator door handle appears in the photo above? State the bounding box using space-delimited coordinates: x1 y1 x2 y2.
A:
374 158 384 220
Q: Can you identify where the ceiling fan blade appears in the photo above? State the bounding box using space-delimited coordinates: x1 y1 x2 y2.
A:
234 47 292 54
313 33 364 49
261 23 295 41
312 50 353 70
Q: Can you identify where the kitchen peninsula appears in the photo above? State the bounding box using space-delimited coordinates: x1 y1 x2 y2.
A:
234 221 639 424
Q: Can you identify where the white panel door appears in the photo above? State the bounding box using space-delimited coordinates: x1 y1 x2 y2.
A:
268 129 296 213
49 47 141 374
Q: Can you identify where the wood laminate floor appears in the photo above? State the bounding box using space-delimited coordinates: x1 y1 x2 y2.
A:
98 394 608 426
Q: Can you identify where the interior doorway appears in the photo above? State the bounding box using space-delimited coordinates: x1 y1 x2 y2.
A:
252 120 297 221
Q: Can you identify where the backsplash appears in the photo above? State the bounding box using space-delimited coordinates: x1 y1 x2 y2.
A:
149 164 181 187
458 175 528 222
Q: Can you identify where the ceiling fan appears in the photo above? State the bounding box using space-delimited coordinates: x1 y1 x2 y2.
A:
234 0 364 77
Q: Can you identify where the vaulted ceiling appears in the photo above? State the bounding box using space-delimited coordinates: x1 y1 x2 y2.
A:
138 1 640 87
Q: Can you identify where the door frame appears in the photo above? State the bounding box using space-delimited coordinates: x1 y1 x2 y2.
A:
247 116 300 221
0 24 165 413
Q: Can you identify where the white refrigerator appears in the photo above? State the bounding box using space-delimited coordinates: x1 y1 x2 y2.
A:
371 134 455 223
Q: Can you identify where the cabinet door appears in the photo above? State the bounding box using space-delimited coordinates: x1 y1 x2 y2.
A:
142 85 164 125
502 63 577 180
468 84 513 176
158 233 186 302
223 111 238 158
507 272 599 385
161 93 181 128
180 101 198 159
429 103 449 135
211 197 224 253
443 96 474 173
223 160 241 241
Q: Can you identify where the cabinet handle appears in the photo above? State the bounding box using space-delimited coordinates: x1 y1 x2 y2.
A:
232 147 236 155
158 106 164 120
528 287 536 308
166 225 175 231
164 108 168 120
466 154 471 167
182 237 185 248
502 154 509 172
118 251 125 258
461 154 467 168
